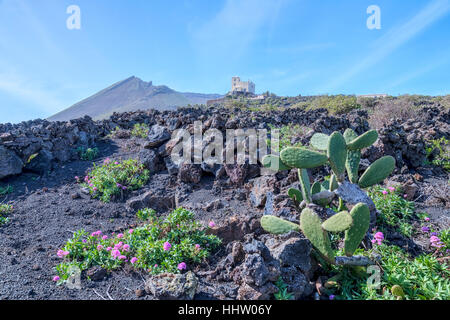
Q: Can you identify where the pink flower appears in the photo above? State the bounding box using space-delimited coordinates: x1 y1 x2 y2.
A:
93 187 98 191
177 262 187 270
130 257 138 264
102 235 108 240
75 176 79 181
57 250 69 258
163 242 172 251
382 190 388 195
118 255 127 260
372 232 384 245
122 244 130 252
117 233 124 239
403 194 408 199
97 245 103 251
111 249 121 259
114 162 119 165
106 247 112 251
91 230 102 237
128 229 134 234
388 187 395 192
53 276 60 282
195 244 201 250
209 221 216 228
424 217 430 222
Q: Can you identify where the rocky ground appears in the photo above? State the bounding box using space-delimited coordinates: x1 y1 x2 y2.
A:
0 105 448 300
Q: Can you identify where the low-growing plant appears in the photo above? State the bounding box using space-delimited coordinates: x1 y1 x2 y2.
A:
54 208 221 284
80 158 149 202
425 137 449 171
274 277 294 300
267 124 307 152
0 185 13 196
77 147 99 161
330 244 450 300
0 204 13 225
136 208 157 222
131 123 150 138
306 95 361 115
368 186 415 237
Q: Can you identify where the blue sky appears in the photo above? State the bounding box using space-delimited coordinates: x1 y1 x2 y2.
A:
1 0 450 123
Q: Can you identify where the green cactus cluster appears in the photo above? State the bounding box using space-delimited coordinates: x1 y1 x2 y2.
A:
261 128 396 264
263 128 395 206
261 202 370 264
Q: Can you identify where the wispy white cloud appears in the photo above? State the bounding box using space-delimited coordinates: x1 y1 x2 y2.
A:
387 54 450 89
321 0 450 92
192 0 287 58
0 71 64 114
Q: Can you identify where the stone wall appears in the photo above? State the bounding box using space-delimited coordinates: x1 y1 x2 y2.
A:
1 106 448 181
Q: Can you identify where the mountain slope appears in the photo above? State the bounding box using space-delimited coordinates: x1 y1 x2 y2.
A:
48 76 222 121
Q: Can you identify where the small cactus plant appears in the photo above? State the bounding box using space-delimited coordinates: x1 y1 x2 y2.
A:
261 128 395 265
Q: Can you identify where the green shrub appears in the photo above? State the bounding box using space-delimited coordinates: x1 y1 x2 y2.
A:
274 277 294 300
0 204 13 225
54 208 221 284
131 123 150 138
267 124 307 152
425 137 449 171
307 95 361 115
136 208 157 222
368 186 415 237
331 245 450 300
77 147 99 161
81 158 149 202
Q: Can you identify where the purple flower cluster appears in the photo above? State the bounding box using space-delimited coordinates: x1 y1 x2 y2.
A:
371 232 384 246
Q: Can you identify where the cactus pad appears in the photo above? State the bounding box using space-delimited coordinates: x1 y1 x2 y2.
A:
358 156 396 188
310 133 329 151
261 215 300 235
288 188 303 203
311 181 323 195
327 132 347 179
346 150 361 183
347 130 378 150
298 169 312 203
280 147 328 169
322 211 353 232
262 154 290 171
300 208 334 263
344 203 370 256
343 128 358 144
329 174 339 191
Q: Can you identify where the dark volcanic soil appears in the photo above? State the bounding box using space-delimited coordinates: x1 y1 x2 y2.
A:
0 138 260 300
0 106 449 300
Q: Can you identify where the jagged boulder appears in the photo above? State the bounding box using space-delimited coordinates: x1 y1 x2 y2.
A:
0 146 23 179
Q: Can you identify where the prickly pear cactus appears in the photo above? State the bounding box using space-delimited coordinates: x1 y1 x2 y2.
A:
358 156 396 188
260 127 396 265
344 203 370 256
261 215 300 234
300 208 335 263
